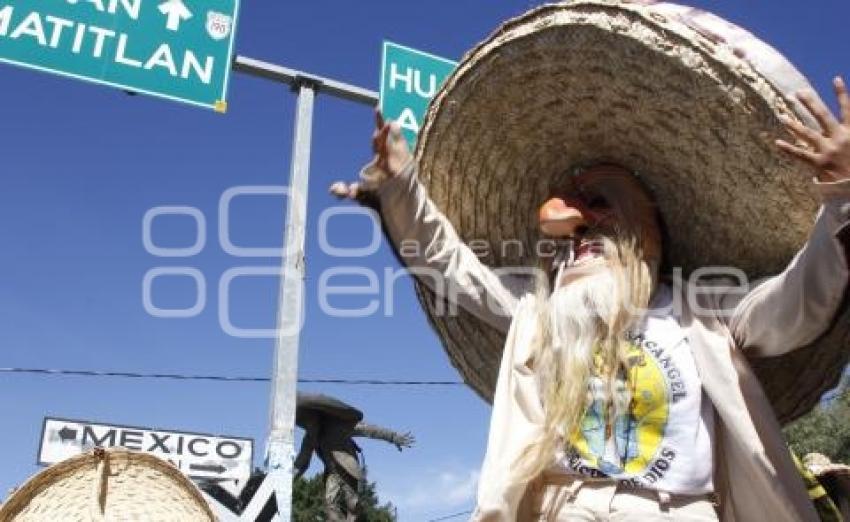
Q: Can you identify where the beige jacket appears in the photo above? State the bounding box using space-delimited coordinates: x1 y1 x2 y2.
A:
375 163 850 522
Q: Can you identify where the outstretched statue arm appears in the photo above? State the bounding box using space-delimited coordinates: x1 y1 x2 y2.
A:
352 422 415 451
329 111 531 333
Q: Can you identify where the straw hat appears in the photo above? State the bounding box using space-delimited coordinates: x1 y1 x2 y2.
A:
804 453 850 516
0 448 215 521
804 453 850 477
297 392 364 424
411 0 848 423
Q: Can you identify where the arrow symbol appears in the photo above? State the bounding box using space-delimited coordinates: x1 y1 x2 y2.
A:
158 0 192 32
189 463 226 474
58 426 77 442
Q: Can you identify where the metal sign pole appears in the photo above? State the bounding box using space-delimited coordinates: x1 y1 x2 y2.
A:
201 55 377 521
266 79 315 522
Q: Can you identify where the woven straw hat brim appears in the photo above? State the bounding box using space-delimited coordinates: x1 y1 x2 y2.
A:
805 453 850 477
0 449 215 521
297 392 364 423
811 464 850 478
411 0 847 423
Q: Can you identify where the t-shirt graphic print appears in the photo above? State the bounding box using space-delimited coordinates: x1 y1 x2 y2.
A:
556 285 715 494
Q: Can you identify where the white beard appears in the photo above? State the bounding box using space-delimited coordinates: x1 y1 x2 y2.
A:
543 268 622 443
548 267 619 355
514 238 653 482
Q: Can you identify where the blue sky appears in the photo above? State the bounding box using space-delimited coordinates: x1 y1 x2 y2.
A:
0 1 848 520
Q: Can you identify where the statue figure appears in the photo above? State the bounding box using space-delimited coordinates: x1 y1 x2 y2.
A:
293 392 414 521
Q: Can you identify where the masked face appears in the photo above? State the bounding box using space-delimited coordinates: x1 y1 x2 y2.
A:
515 165 661 487
544 233 649 360
538 164 662 290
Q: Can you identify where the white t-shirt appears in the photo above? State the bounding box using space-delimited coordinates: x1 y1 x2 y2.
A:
554 284 716 494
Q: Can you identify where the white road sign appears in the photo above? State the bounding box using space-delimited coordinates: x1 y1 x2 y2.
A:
38 417 253 482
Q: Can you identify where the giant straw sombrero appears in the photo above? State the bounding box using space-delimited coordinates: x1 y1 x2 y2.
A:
411 0 848 424
0 448 215 521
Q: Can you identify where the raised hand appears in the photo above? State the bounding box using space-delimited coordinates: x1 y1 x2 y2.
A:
372 109 413 177
776 76 850 182
330 108 413 201
394 431 416 451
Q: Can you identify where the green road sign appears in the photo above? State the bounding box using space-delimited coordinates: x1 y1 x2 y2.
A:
0 0 240 112
380 41 456 147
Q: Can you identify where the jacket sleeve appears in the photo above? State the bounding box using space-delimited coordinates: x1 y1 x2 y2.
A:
374 160 531 332
726 179 850 357
472 297 545 521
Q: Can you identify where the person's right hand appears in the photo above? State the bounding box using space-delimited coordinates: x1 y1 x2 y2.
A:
330 109 412 200
372 109 413 177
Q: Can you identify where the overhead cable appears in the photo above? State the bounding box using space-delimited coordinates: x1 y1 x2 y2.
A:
0 367 464 386
427 509 474 521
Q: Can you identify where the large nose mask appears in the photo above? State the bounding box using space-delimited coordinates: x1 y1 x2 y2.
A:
538 196 607 238
539 196 609 286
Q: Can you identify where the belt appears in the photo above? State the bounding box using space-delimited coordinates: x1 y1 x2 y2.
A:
538 472 720 509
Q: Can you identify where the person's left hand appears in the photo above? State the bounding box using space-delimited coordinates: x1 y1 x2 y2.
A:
394 431 415 451
776 76 850 182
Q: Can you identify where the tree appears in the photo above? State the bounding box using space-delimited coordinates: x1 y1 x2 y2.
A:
292 474 325 521
200 470 397 521
293 473 397 522
784 388 850 464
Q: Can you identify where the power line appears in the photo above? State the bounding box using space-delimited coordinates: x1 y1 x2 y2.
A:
427 509 473 521
0 367 464 386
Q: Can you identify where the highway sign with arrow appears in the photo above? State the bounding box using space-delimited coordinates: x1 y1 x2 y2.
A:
159 0 193 32
0 0 240 112
38 417 253 483
191 463 227 474
58 426 77 442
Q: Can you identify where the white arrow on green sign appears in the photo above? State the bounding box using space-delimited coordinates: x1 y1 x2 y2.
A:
0 0 240 112
380 41 456 147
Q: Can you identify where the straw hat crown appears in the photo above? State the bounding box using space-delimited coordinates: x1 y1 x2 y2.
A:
0 449 214 521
